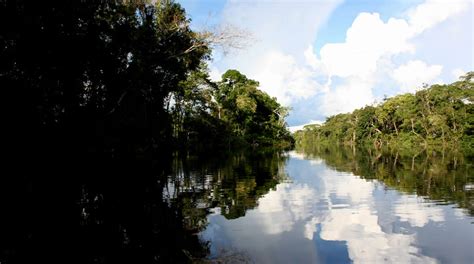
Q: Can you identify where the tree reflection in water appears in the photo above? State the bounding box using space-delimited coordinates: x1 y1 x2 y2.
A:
4 143 470 263
0 148 287 263
200 147 473 264
296 144 474 216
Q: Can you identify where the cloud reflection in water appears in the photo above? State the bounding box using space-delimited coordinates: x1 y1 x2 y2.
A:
200 151 472 263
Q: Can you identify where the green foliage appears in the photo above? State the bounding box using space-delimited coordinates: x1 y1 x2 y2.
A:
2 0 292 158
216 70 293 147
2 0 212 158
1 2 293 262
172 68 294 149
295 74 474 153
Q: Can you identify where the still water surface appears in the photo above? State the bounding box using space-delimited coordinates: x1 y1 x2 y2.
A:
5 147 472 263
190 148 474 263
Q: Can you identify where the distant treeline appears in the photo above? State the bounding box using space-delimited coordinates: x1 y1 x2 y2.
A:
295 74 474 152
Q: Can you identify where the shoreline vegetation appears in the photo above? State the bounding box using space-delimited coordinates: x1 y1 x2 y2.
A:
294 74 474 155
2 0 293 161
1 0 472 263
1 1 292 263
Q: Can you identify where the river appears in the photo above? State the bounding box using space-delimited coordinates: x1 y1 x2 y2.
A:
6 146 472 263
176 147 474 263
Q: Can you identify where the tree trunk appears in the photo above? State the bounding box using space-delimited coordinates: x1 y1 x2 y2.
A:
392 120 398 136
452 111 457 131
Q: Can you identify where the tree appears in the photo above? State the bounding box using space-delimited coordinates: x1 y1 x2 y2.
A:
215 70 293 146
295 73 474 152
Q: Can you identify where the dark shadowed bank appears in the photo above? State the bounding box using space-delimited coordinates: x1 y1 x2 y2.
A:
0 1 292 263
1 144 289 263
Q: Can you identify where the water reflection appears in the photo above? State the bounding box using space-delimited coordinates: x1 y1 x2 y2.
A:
200 147 474 263
3 147 472 263
165 149 288 225
299 145 474 216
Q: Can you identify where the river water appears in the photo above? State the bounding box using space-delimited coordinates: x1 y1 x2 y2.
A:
5 146 471 263
189 147 474 263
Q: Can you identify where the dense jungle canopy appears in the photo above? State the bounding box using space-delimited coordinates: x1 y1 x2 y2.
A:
295 74 474 153
1 0 293 161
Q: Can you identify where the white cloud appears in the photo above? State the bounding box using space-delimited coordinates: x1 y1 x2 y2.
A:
310 0 471 117
304 217 320 240
393 60 443 93
304 45 326 73
288 151 307 160
212 0 343 106
288 119 323 133
320 77 375 116
208 66 222 82
256 183 317 235
407 0 469 34
451 68 466 80
200 155 452 263
319 13 413 79
316 169 439 264
254 51 321 105
198 0 471 124
394 196 445 227
320 207 438 263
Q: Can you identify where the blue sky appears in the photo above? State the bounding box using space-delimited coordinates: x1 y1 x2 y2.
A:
178 0 473 128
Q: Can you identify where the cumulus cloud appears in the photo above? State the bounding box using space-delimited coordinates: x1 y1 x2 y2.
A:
316 169 439 263
393 60 443 93
208 66 222 82
393 195 445 227
319 13 413 79
288 151 307 160
253 51 321 105
200 154 453 263
320 76 375 116
256 183 317 235
451 68 467 80
304 45 326 74
195 0 471 124
307 0 471 117
288 119 323 133
407 0 469 34
211 0 343 105
319 207 438 263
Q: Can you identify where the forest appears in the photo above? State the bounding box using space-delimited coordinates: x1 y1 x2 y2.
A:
294 74 474 153
0 1 291 263
1 0 292 162
2 0 473 263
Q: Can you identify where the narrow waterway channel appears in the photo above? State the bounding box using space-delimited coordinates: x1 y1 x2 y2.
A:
187 148 474 263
